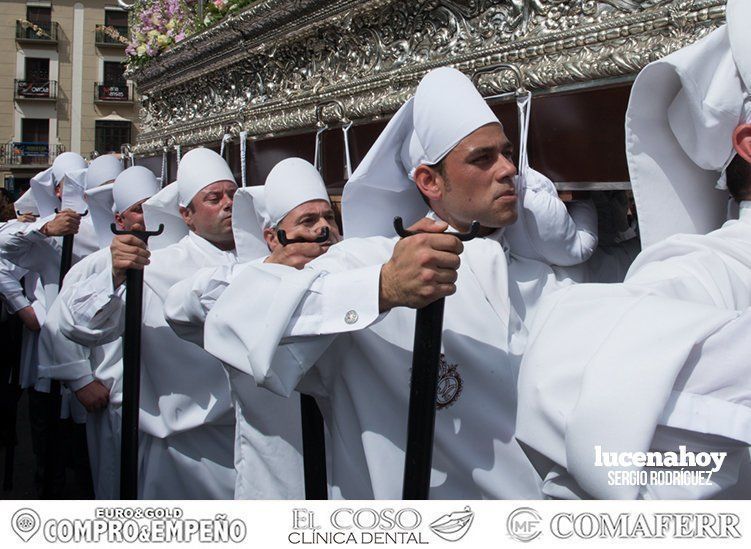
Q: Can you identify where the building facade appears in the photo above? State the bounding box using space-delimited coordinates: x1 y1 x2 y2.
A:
0 0 138 195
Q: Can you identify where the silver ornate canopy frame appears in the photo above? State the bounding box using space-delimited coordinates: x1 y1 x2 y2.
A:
129 0 727 156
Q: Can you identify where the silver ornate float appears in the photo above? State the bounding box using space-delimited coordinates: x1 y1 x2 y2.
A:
129 0 727 156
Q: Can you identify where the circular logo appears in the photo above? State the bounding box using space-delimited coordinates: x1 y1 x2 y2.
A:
506 507 542 542
436 355 463 410
12 508 41 542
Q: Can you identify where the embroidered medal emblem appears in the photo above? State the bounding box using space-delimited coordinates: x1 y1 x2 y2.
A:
436 354 462 410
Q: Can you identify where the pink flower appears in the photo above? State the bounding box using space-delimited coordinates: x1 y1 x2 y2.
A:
213 0 227 9
175 32 185 43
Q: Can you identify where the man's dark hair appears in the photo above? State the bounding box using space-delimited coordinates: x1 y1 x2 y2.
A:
726 152 751 202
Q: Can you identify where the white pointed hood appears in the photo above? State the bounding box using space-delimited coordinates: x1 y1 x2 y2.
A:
176 148 236 208
144 148 237 249
232 157 330 261
51 152 87 184
86 154 123 189
341 67 500 238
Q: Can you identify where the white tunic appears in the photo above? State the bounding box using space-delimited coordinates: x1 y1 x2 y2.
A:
0 215 98 396
57 232 237 499
201 231 579 499
42 248 125 498
166 257 306 500
516 203 751 499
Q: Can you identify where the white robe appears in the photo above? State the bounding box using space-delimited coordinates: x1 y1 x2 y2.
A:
201 231 579 499
516 204 751 499
57 232 237 499
165 257 306 500
42 248 126 498
0 214 98 400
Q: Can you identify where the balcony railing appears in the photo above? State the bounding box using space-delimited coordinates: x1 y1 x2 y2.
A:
15 20 58 44
0 142 64 167
14 80 58 100
95 25 129 47
95 82 134 103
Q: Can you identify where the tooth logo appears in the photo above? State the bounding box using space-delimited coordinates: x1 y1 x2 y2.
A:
430 506 474 542
11 508 40 542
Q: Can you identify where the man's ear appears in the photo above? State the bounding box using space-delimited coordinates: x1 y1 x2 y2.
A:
413 164 442 203
179 205 192 228
263 226 279 252
733 123 751 164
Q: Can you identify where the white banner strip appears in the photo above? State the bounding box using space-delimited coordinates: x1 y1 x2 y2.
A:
1 500 749 549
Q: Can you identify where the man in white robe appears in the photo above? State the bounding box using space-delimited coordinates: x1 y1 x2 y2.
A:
56 148 237 499
165 157 341 498
0 191 44 390
0 152 95 497
199 67 589 499
516 0 751 499
42 166 158 498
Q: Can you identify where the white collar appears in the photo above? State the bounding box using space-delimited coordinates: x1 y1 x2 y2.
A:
739 201 751 223
187 231 238 260
425 209 509 255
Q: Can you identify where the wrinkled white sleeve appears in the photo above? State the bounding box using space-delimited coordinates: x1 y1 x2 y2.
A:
37 294 96 390
57 267 126 347
0 216 60 283
165 261 255 346
205 251 383 397
505 187 599 267
0 259 30 313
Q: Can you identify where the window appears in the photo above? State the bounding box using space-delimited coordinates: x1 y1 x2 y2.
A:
104 9 128 30
21 118 49 143
20 118 50 165
26 6 51 31
25 58 49 81
103 61 126 86
95 121 131 154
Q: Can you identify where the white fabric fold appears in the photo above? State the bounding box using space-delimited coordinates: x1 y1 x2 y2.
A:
61 168 89 213
85 183 116 250
142 184 187 250
626 8 750 247
30 167 59 218
14 189 39 217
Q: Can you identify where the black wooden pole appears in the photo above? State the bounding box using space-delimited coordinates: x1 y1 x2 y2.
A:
393 217 479 500
111 223 163 500
276 226 330 499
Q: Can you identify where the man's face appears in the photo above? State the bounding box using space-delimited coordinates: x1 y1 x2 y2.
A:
180 180 237 250
264 199 342 252
416 123 518 232
114 198 148 231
